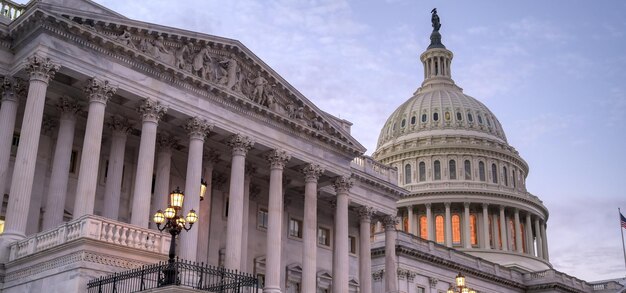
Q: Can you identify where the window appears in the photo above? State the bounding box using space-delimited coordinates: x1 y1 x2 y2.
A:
419 216 428 239
433 112 439 121
401 119 406 127
421 114 427 123
435 215 444 244
512 170 517 188
318 227 331 246
224 197 230 218
477 114 483 124
479 161 486 181
491 164 498 184
69 150 78 173
452 214 461 245
419 162 426 182
467 113 474 122
445 112 451 121
257 208 268 229
289 218 303 238
503 166 509 186
520 223 526 253
405 164 412 184
0 219 4 234
417 287 425 293
449 160 456 180
411 116 416 124
486 117 492 126
456 112 463 121
464 160 472 180
11 132 19 148
488 215 493 248
509 219 516 251
497 215 503 249
349 236 357 254
433 160 441 180
470 214 478 246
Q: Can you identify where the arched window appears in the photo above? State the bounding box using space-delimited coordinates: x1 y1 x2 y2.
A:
445 112 451 121
449 160 456 180
401 119 406 127
479 161 486 181
452 214 461 245
497 215 503 249
503 166 509 186
433 112 439 121
512 170 517 188
520 222 526 253
411 116 416 125
419 216 428 239
403 215 409 232
419 162 426 182
421 114 427 123
434 160 441 180
435 215 444 244
470 214 478 246
488 215 494 248
491 163 498 184
464 160 472 180
477 115 483 124
486 116 492 126
509 219 516 251
456 112 463 121
404 164 412 184
467 113 474 122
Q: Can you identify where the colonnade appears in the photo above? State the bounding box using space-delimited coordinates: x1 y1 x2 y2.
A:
0 54 400 292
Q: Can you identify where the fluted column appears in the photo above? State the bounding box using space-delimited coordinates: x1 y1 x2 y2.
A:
332 175 352 293
300 164 324 292
514 209 523 253
383 215 398 293
102 116 132 220
541 222 549 261
0 76 25 198
2 55 58 245
27 117 55 235
240 162 256 272
499 206 508 251
358 207 374 293
74 78 117 218
197 150 219 263
525 213 534 255
42 97 80 230
407 206 413 234
149 134 178 229
444 202 452 247
482 203 490 249
534 217 543 258
425 203 433 241
180 117 212 261
263 149 289 293
463 202 471 248
129 99 167 227
225 134 255 271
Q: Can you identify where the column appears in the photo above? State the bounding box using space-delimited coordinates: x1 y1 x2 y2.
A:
525 213 534 255
482 203 490 249
0 76 24 198
534 217 543 258
263 149 289 293
197 150 218 263
1 55 58 245
179 117 212 261
225 134 255 270
102 116 132 220
541 222 549 261
463 202 471 248
332 176 352 293
129 99 167 227
149 134 177 229
74 78 117 218
26 117 55 235
240 162 256 272
407 206 413 235
301 164 324 293
42 97 81 230
382 215 398 293
514 209 523 253
425 203 433 241
357 207 374 293
444 202 452 247
499 206 508 251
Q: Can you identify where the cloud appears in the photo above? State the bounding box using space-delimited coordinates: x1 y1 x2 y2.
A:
509 113 570 148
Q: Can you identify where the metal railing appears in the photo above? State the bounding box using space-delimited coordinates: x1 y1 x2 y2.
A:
87 258 259 293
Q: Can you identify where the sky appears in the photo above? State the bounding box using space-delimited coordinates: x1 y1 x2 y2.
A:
51 0 626 282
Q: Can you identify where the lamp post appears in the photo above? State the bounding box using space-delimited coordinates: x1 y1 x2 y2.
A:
447 273 476 293
153 187 198 286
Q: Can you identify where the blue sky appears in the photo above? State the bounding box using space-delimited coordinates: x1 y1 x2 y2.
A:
79 0 626 281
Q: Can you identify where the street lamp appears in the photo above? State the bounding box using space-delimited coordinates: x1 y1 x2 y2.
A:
447 273 477 293
153 187 198 286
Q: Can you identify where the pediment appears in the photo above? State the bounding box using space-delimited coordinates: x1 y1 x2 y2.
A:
12 5 366 157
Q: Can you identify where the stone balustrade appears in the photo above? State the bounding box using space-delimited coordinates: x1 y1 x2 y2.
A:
0 0 25 21
9 215 170 261
351 155 397 183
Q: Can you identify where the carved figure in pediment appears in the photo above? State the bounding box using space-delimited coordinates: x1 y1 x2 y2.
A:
287 102 304 120
113 30 136 49
248 75 269 104
312 117 324 131
218 54 241 91
140 36 176 65
174 43 190 70
192 46 214 80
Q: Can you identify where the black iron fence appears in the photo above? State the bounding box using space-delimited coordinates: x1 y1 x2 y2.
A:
87 258 259 293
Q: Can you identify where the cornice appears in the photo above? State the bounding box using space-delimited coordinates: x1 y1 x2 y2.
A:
350 169 407 200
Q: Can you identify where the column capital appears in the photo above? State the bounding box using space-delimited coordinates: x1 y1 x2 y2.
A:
184 116 213 140
41 116 57 135
106 116 132 135
156 133 178 151
499 205 506 211
84 77 117 104
463 202 470 209
302 164 324 183
1 76 26 102
138 98 168 123
245 162 257 177
57 96 82 119
444 202 451 208
227 133 254 156
357 206 375 222
266 149 290 169
381 215 398 230
425 203 432 209
482 203 489 209
333 175 353 194
514 208 520 214
25 54 60 83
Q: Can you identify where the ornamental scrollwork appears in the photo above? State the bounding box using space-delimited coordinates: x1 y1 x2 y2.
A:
1 76 26 102
184 117 213 139
301 164 324 182
266 149 291 169
84 77 117 104
25 54 60 82
227 133 254 155
138 98 168 122
106 116 132 135
333 175 353 194
357 206 375 222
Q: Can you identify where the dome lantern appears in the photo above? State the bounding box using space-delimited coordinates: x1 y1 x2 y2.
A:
421 8 454 86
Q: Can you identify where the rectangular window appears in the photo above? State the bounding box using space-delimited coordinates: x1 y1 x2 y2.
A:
417 287 425 293
69 150 78 173
11 132 20 147
318 227 330 246
257 208 268 229
349 236 357 254
223 197 229 218
0 219 4 234
289 218 303 238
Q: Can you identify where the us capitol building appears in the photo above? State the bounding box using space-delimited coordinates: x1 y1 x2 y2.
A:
0 1 621 292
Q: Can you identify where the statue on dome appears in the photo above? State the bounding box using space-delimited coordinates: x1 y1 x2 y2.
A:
431 8 441 32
